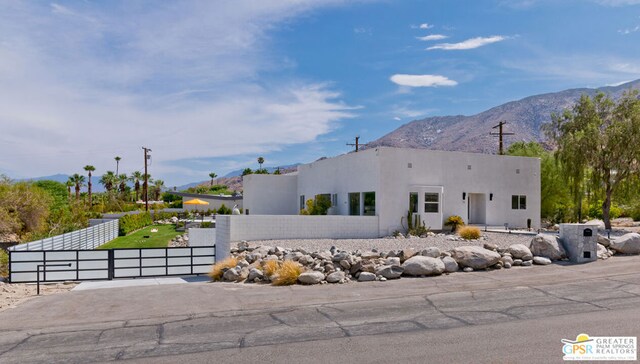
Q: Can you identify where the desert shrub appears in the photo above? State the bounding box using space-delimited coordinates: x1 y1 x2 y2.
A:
458 226 481 240
444 215 464 232
216 204 232 215
118 212 153 236
262 260 280 278
200 221 213 228
272 260 303 286
208 257 238 281
0 250 8 278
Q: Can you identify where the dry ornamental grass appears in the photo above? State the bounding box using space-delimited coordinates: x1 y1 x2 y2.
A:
458 226 481 240
208 257 238 281
272 260 303 286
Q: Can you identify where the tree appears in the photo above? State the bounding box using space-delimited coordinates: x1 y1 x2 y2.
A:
83 165 95 207
152 179 164 201
209 172 217 186
274 167 281 175
114 156 121 175
99 171 117 199
131 171 143 202
241 168 253 176
544 91 640 229
118 174 128 196
257 157 264 170
65 178 74 199
69 174 86 201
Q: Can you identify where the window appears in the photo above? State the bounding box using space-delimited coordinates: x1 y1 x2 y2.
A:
409 192 418 213
332 194 338 207
424 193 439 213
363 192 376 216
512 195 527 210
349 192 360 216
300 195 305 210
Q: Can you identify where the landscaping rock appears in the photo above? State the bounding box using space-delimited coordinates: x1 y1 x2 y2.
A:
585 219 605 231
399 248 417 263
361 251 380 259
339 260 351 270
521 260 533 267
483 242 498 251
504 262 512 269
247 268 264 281
298 271 325 285
450 246 501 269
610 233 640 254
532 256 552 265
401 256 445 276
463 267 473 272
332 252 350 262
512 259 523 266
500 255 514 266
441 256 459 273
421 247 441 258
326 271 345 283
508 244 533 260
529 234 566 261
223 268 241 282
358 272 376 282
598 235 611 248
597 244 610 260
384 257 401 266
375 265 404 279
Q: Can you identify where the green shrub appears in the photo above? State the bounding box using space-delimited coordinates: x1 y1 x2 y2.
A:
200 221 213 228
118 212 153 236
299 195 331 215
586 201 622 220
458 226 481 240
444 215 464 232
0 250 8 278
216 204 232 215
152 211 178 222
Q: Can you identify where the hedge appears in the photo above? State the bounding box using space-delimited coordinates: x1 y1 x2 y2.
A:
119 212 153 236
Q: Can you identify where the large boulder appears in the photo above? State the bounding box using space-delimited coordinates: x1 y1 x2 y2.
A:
508 244 533 260
421 247 441 258
298 271 325 285
585 219 606 231
451 246 501 269
528 234 566 261
441 256 459 273
375 265 404 279
402 256 445 276
610 233 640 254
326 271 345 283
597 244 610 260
598 235 611 248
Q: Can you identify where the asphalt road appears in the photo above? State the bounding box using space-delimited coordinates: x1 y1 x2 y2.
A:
0 256 639 364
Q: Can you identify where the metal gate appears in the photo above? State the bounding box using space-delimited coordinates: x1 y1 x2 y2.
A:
8 246 215 283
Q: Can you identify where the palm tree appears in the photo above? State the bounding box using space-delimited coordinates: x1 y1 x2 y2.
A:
257 157 264 170
83 165 95 207
152 179 164 201
209 172 217 186
99 171 116 199
131 171 143 202
65 178 74 199
118 174 128 195
143 173 151 204
69 173 86 200
114 156 121 175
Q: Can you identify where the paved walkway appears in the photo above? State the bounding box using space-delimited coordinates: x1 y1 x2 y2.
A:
73 276 209 291
0 256 639 363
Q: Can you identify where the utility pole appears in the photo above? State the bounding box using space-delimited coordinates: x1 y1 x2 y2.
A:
142 147 152 211
346 136 363 152
490 121 514 155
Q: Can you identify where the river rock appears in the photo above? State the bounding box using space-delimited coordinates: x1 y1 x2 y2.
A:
399 248 418 263
298 271 325 285
326 271 345 283
508 244 533 260
332 251 350 262
610 233 640 254
358 272 376 282
384 257 401 266
500 255 514 266
401 256 445 276
247 268 264 281
463 267 473 272
529 234 566 261
450 246 501 269
441 256 459 273
361 251 380 259
375 265 404 279
521 260 533 267
421 247 441 258
532 256 552 265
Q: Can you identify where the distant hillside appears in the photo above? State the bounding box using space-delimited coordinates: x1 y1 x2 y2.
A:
177 165 299 193
222 163 301 178
367 79 640 153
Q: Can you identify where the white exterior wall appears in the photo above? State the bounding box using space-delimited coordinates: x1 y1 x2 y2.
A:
297 151 380 216
377 148 540 235
215 215 380 246
188 228 216 246
242 174 298 215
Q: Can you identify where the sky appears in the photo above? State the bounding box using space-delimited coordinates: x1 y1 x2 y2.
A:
1 0 639 187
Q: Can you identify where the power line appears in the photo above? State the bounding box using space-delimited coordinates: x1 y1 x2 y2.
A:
490 121 515 155
142 147 152 211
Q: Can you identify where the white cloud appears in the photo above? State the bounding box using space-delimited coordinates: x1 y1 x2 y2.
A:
390 74 458 87
618 25 640 34
393 116 402 121
419 23 433 29
0 1 356 185
416 34 448 41
427 36 506 50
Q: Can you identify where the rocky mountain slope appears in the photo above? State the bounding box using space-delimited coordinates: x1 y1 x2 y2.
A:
367 79 640 153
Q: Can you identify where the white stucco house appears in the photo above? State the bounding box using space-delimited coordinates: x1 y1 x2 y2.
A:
243 147 540 236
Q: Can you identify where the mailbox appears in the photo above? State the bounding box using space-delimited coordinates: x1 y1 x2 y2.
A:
559 224 598 263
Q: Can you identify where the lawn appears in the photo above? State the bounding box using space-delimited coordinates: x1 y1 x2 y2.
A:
98 224 181 249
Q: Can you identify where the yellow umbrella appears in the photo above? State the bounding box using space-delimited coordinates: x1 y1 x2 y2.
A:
183 198 210 205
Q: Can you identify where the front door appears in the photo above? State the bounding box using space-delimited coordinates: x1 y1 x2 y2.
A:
468 193 486 225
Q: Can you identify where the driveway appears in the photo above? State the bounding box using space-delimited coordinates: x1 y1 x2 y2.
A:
0 256 639 363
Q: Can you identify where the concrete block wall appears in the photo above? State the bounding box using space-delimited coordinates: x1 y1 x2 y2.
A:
215 215 380 253
188 228 217 247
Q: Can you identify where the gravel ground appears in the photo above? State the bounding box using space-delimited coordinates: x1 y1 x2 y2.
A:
0 282 76 312
248 231 535 253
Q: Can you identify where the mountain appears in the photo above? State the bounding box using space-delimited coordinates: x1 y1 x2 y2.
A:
367 79 640 154
222 163 301 178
